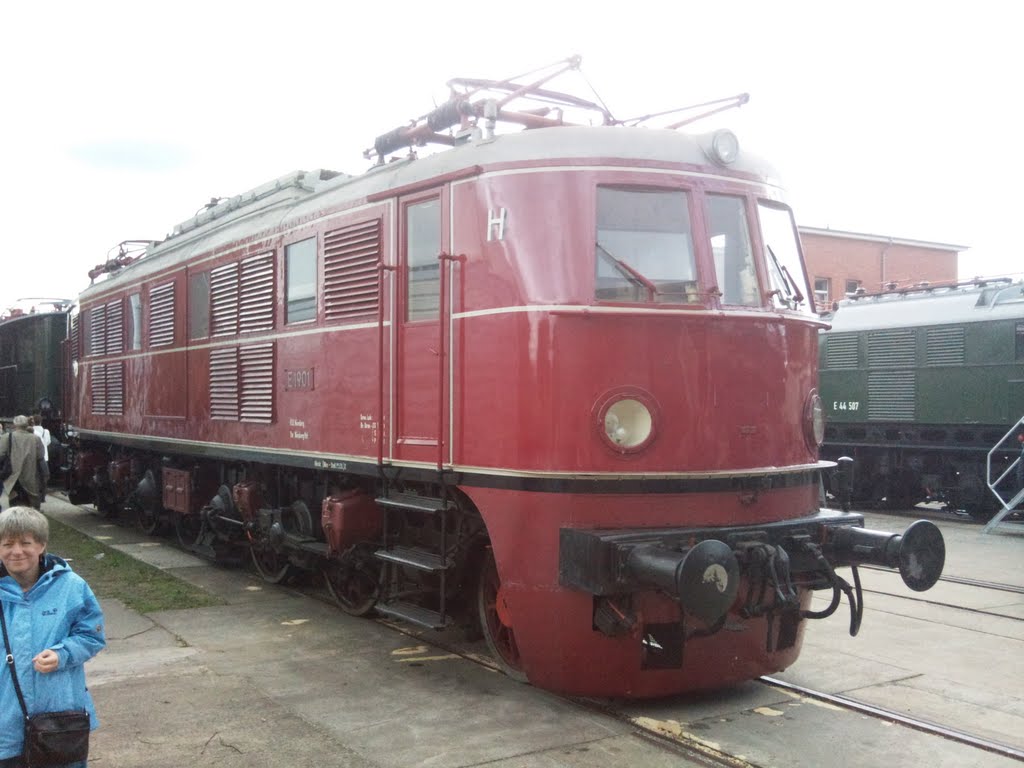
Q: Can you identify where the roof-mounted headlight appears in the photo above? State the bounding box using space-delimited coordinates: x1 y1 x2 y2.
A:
710 129 739 165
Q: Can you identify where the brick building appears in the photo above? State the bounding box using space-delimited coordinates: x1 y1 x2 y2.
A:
798 226 965 313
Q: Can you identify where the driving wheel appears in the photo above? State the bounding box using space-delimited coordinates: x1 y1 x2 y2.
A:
477 547 527 682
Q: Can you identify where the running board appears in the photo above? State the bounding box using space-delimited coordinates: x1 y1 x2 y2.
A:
376 600 452 630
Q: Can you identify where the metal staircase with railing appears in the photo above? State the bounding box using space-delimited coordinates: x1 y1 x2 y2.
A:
983 416 1024 534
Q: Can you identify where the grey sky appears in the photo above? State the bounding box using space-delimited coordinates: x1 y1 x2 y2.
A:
2 0 1018 310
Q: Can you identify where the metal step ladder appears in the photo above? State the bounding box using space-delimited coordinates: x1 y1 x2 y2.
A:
373 489 455 629
983 416 1024 534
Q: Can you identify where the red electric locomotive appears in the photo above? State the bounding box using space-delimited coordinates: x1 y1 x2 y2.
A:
68 58 944 698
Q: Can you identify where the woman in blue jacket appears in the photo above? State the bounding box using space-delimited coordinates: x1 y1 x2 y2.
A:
0 507 106 768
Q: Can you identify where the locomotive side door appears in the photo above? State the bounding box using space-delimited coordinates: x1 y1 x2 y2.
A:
392 187 451 465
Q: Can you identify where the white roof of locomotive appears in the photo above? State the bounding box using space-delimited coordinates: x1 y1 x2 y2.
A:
824 280 1024 332
80 124 782 300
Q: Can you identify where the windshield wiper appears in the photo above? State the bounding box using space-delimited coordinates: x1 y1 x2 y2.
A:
766 244 805 308
596 242 658 301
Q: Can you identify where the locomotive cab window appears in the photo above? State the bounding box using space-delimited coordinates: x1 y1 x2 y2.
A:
286 238 317 324
1017 322 1024 360
758 202 814 314
706 194 760 306
406 198 441 321
595 187 697 304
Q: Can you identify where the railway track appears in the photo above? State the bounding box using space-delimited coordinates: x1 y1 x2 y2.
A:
758 677 1024 764
371 610 1024 766
858 565 1024 624
69 496 1024 766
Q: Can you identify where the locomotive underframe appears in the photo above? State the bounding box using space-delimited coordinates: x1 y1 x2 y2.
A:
68 440 491 626
823 420 1018 517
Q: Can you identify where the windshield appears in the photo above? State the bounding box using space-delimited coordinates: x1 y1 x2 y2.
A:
595 187 698 304
758 202 814 315
707 194 760 306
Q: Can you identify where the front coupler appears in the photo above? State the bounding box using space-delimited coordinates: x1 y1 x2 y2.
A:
559 509 945 635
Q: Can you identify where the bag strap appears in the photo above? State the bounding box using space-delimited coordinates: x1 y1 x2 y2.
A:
0 601 30 720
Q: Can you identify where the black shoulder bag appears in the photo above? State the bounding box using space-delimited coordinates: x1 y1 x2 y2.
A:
0 432 12 483
0 605 90 768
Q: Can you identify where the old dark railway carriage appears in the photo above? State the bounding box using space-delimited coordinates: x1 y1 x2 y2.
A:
0 299 72 470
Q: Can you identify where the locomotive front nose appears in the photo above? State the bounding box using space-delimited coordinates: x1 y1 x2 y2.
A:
626 539 740 624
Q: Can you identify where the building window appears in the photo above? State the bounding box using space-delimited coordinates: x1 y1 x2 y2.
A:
813 277 831 309
286 238 317 324
406 198 441 321
845 279 862 296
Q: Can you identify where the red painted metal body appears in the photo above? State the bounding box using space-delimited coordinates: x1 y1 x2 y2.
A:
69 119 835 697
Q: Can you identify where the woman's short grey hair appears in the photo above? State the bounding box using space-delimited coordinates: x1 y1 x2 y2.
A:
0 506 49 545
12 415 30 430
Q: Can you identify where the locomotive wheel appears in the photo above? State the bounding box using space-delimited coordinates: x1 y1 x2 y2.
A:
251 500 312 584
251 546 294 584
93 487 118 519
133 470 164 535
175 511 204 550
477 548 528 683
136 502 164 536
323 548 379 616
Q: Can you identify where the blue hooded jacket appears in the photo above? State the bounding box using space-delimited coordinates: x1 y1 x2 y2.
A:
0 553 106 760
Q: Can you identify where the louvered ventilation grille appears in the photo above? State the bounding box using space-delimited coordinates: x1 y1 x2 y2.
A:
149 283 176 347
868 370 916 420
89 305 107 356
210 347 240 420
209 343 275 423
211 263 240 336
70 316 80 362
240 343 274 423
925 326 965 366
324 219 381 321
106 361 124 416
105 299 124 355
240 253 275 332
90 364 107 415
824 334 858 369
90 362 125 416
867 329 914 367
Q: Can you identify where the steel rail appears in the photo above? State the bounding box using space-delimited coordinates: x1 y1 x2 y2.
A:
861 564 1024 595
760 676 1024 763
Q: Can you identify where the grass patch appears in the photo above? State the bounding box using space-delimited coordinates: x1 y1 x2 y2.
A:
44 515 224 614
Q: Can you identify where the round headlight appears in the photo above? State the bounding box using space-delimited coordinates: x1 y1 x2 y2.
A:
603 398 653 450
803 390 825 451
711 129 740 165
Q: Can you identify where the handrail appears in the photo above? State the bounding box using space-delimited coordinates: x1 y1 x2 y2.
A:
983 415 1024 533
986 415 1024 508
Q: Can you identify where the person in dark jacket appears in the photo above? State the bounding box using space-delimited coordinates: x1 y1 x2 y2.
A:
0 506 105 767
0 416 48 510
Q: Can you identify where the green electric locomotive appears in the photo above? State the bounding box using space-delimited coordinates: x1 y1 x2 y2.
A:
819 278 1024 518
